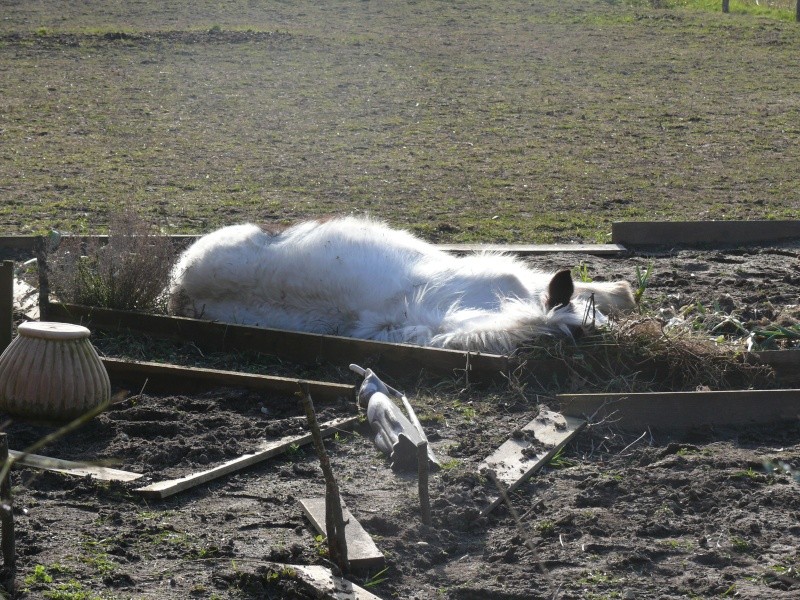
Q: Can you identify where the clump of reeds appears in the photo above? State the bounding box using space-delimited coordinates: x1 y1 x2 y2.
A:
48 210 176 312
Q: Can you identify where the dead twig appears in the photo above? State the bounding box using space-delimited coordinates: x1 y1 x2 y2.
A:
0 433 14 592
299 382 349 576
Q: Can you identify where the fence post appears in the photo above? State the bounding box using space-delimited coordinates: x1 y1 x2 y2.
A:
0 262 12 353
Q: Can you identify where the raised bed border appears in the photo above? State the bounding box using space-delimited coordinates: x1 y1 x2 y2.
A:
47 302 518 384
557 388 800 431
0 233 626 256
612 220 800 247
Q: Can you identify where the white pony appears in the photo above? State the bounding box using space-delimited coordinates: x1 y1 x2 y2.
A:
168 216 635 354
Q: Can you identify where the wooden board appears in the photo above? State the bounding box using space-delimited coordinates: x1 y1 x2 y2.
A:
269 563 383 600
0 261 12 351
48 302 517 383
558 388 800 431
752 350 800 384
612 220 800 247
299 497 385 570
0 234 621 256
9 450 143 482
135 416 360 499
102 357 354 403
437 243 626 256
479 409 586 516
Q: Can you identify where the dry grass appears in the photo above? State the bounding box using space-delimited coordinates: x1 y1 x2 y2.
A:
520 317 775 393
47 210 177 312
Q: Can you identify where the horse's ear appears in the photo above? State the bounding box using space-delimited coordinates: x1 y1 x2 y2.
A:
546 269 575 310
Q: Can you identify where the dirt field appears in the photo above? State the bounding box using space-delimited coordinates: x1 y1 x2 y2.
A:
1 244 797 600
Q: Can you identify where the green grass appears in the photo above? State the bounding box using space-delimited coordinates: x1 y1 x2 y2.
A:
0 0 799 241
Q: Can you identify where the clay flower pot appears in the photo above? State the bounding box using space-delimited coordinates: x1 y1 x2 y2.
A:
0 322 111 421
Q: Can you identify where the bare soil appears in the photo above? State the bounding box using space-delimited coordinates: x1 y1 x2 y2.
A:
2 244 799 600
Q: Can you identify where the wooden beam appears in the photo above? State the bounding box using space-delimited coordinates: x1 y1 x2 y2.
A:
558 389 800 431
102 357 354 403
479 409 586 516
0 234 622 256
9 450 143 482
135 416 360 499
612 220 800 247
0 262 12 352
48 303 516 384
299 497 385 570
437 243 626 256
269 563 383 600
752 350 800 385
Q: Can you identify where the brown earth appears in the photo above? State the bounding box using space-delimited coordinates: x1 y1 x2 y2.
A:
1 244 798 600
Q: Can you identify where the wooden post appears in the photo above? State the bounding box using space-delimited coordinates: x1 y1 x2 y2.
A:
300 384 349 575
417 442 432 526
0 262 13 353
796 0 799 22
36 242 50 322
722 0 730 13
0 433 15 583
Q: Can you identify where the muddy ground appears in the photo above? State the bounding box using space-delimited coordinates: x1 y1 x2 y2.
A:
1 244 798 599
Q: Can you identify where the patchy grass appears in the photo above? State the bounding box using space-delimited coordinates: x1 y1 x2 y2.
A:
1 0 799 241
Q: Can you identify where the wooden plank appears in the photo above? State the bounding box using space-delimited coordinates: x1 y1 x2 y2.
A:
9 450 143 482
479 409 586 516
48 303 515 383
269 563 383 600
752 350 800 384
102 357 354 403
135 416 359 499
612 220 800 247
558 388 800 431
0 261 12 352
0 234 622 256
437 243 626 256
299 497 385 570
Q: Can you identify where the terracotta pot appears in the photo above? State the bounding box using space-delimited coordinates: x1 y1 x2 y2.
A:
0 322 110 421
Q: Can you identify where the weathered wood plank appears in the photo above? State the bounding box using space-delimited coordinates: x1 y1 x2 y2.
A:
438 243 626 256
102 357 354 403
48 303 515 383
612 220 800 246
9 450 143 482
299 497 385 570
0 234 622 256
0 262 13 352
753 350 800 384
135 416 360 499
270 563 383 600
558 388 800 430
479 409 586 516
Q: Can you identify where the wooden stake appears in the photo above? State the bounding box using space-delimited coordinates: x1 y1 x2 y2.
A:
35 246 50 322
0 262 12 353
300 383 349 575
417 442 432 526
0 433 15 582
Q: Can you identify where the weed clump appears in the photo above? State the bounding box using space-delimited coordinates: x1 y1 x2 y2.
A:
521 317 775 393
48 211 176 312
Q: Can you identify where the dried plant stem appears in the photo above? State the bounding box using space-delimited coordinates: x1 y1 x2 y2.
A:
0 433 15 589
299 383 349 575
417 442 432 526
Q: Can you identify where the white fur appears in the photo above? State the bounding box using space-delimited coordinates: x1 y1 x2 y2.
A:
168 216 635 354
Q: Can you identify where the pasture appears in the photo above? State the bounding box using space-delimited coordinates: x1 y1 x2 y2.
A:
0 1 798 599
1 0 799 241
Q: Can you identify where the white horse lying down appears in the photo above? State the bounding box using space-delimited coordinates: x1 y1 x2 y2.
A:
168 216 635 354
